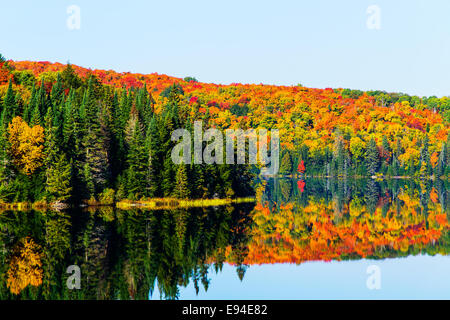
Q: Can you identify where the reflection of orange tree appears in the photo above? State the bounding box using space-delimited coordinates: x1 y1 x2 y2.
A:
7 237 43 295
226 190 449 265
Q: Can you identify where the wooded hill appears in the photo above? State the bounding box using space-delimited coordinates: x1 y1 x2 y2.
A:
0 56 448 203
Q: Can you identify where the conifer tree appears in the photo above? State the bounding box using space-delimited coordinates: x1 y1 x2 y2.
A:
43 106 70 202
124 111 147 199
3 78 16 121
365 138 380 176
280 150 292 175
173 164 190 199
51 73 64 107
81 77 110 195
45 154 72 202
146 115 161 197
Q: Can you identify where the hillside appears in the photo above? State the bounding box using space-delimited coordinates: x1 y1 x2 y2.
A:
0 57 448 203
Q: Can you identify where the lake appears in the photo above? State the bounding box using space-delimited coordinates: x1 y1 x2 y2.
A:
0 178 448 300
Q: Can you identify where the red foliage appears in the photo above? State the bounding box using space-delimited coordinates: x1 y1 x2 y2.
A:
297 180 305 193
189 96 198 104
0 63 10 85
297 160 305 174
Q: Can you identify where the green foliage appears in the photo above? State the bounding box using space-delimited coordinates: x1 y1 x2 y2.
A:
45 154 72 201
183 76 198 83
160 83 184 98
365 138 380 176
229 104 249 117
280 150 292 175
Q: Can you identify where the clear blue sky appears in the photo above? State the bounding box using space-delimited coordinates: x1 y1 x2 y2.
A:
1 0 450 97
174 255 450 300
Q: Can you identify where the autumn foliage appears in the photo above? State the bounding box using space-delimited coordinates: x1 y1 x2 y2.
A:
5 60 448 178
6 237 43 295
225 188 449 265
8 116 44 175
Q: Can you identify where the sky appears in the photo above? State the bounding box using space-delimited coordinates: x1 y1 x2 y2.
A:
173 255 450 300
1 0 450 97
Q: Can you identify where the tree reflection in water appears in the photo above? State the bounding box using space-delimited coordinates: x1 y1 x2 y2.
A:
0 178 448 299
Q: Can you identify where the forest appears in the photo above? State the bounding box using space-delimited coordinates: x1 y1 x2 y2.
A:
0 54 448 205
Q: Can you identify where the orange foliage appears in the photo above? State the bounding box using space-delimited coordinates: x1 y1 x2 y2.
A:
6 60 449 162
7 237 43 295
224 189 448 266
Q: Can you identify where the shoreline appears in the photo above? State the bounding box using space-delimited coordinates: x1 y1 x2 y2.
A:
0 197 256 212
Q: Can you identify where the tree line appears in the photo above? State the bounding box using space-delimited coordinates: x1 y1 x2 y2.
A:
0 63 254 204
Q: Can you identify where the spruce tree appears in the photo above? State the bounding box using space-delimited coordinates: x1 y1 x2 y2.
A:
81 76 110 196
51 73 64 107
43 106 72 202
3 78 16 121
45 154 72 202
173 164 189 199
124 112 147 199
146 115 161 197
365 138 379 176
280 150 292 175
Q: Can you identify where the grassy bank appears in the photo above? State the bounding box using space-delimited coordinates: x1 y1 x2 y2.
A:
0 197 256 212
116 197 256 210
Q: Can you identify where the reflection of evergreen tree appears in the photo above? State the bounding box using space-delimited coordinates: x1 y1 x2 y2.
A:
364 179 380 214
1 177 449 300
279 179 292 203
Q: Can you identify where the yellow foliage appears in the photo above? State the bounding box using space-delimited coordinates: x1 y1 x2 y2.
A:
7 116 44 175
6 237 43 295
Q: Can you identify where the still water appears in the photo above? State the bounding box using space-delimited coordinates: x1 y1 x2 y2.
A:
0 178 448 300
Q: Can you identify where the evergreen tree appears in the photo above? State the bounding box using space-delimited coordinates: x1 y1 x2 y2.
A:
145 115 162 197
365 138 379 176
43 106 71 202
420 135 431 176
173 164 190 199
81 77 110 196
280 150 292 175
51 73 64 107
45 154 72 202
3 78 16 121
123 112 147 199
60 62 82 89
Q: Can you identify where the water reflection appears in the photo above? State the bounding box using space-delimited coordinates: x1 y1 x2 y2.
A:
250 178 449 265
0 178 448 299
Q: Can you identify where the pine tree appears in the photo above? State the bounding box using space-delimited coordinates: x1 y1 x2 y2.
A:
51 73 64 107
393 136 403 176
173 164 189 199
420 135 431 175
280 150 292 175
60 62 82 89
36 80 49 117
23 83 36 123
45 154 72 202
193 163 208 199
43 106 71 202
124 114 147 199
145 115 161 197
333 135 347 176
162 156 174 197
30 102 42 126
3 78 16 121
437 141 446 177
365 138 379 176
81 77 110 195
